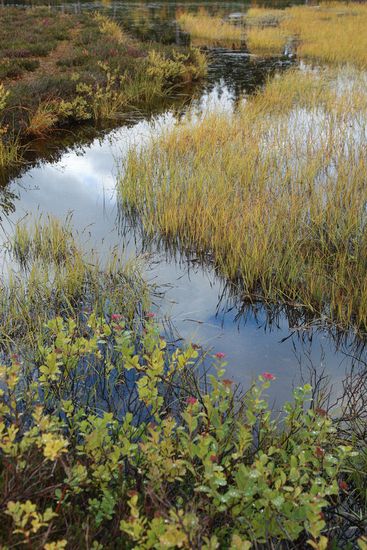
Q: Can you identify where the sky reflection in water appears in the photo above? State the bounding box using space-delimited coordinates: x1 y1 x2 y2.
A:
2 40 365 407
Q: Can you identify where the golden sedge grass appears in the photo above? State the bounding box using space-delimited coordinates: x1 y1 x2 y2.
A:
118 68 367 332
94 12 126 45
245 26 287 54
250 2 367 65
177 3 367 65
177 10 243 45
280 3 367 68
244 7 287 54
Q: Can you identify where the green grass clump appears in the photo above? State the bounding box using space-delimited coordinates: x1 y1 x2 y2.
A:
0 216 150 348
118 68 367 333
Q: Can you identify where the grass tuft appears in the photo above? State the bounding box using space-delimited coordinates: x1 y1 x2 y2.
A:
177 9 243 45
1 215 150 347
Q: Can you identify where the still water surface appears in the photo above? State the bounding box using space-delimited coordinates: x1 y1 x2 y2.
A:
1 0 365 406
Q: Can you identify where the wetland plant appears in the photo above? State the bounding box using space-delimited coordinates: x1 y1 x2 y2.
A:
0 216 150 347
177 10 244 45
0 315 359 548
0 84 21 170
178 2 367 64
0 8 207 171
118 68 367 333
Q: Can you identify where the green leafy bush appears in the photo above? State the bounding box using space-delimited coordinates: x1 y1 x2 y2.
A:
147 48 207 84
0 312 354 548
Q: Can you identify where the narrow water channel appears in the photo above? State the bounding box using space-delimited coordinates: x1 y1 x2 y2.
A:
1 0 366 407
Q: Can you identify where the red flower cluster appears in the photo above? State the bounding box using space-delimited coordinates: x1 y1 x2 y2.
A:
186 397 198 406
111 314 123 321
261 372 276 381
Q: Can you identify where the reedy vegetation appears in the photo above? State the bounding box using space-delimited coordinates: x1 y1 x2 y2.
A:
118 68 367 332
0 84 21 170
177 3 367 65
0 216 150 348
280 3 367 68
177 10 243 44
2 3 367 548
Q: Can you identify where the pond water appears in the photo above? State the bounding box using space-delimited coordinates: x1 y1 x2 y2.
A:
1 0 366 407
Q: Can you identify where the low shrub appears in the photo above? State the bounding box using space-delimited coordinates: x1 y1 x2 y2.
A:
26 96 91 135
0 8 207 175
0 313 357 548
28 42 56 57
147 48 207 84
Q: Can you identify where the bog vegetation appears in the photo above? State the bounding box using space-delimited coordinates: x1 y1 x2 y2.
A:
0 313 356 548
119 67 367 333
1 216 150 347
177 10 243 45
0 219 364 548
176 2 367 64
2 1 367 548
0 7 206 172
